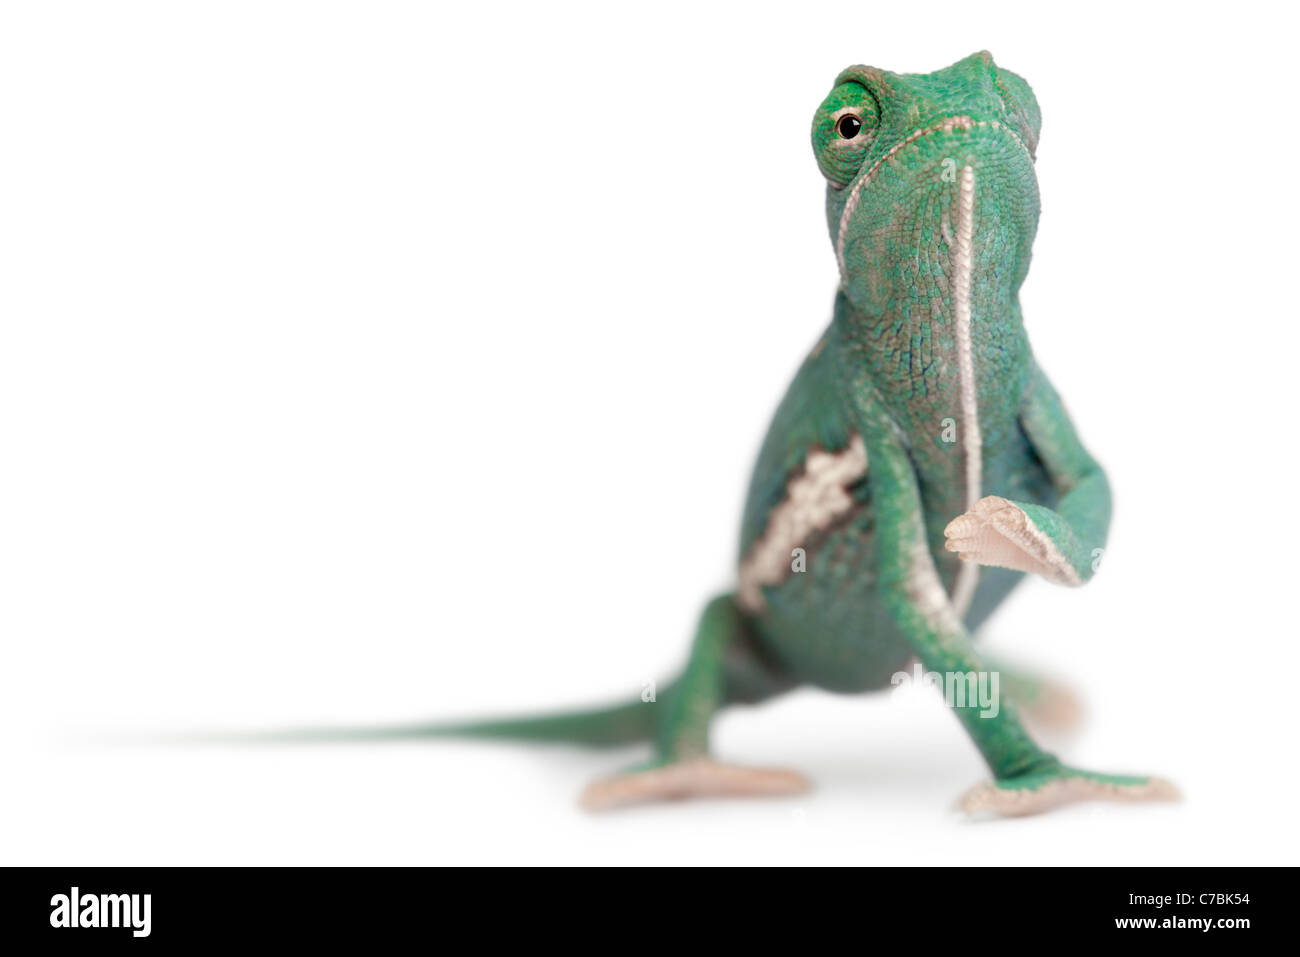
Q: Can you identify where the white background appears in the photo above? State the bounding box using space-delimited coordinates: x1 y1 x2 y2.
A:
3 1 1297 866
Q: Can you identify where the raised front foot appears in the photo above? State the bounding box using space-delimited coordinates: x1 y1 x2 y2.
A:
959 763 1179 818
944 495 1084 585
579 758 811 812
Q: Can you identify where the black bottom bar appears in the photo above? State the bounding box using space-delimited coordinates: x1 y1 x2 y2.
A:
1 866 1276 946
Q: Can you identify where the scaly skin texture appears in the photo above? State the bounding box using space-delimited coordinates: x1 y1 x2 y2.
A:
384 53 1176 817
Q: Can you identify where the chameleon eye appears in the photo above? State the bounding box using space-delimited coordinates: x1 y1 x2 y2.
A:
837 115 863 139
811 81 881 186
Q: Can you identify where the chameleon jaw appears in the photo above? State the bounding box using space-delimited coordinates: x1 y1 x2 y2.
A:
834 114 1034 281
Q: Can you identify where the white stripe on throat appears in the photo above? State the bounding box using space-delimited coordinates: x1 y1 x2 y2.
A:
949 164 981 618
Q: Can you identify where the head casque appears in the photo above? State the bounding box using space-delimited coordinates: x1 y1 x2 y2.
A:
812 52 1042 317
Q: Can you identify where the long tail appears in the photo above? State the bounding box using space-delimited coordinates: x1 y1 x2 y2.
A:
214 696 659 749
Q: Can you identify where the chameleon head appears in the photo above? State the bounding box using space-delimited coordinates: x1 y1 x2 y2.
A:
812 51 1042 313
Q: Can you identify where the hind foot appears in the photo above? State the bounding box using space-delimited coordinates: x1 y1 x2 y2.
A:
1019 676 1084 734
579 758 811 811
999 669 1085 735
959 763 1179 818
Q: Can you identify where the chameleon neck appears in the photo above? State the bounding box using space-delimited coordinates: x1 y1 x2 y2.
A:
830 285 1031 455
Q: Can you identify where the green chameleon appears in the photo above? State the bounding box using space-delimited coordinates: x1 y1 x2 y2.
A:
328 52 1177 817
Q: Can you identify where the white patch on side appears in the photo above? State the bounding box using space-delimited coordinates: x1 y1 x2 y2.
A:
737 435 868 613
949 164 981 617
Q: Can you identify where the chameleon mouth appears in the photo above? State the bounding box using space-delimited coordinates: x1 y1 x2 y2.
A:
833 114 1034 281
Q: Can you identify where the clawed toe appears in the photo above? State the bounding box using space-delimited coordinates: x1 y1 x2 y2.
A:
959 768 1180 818
944 496 1081 585
579 759 811 811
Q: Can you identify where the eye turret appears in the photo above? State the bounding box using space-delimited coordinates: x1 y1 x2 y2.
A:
811 81 880 187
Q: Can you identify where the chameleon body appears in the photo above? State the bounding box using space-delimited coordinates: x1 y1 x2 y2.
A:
416 53 1175 816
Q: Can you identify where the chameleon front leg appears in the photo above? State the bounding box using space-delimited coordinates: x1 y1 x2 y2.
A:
945 363 1110 585
579 595 807 811
866 413 1176 816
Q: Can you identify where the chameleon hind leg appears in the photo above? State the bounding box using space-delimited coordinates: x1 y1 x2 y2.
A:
579 594 806 811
